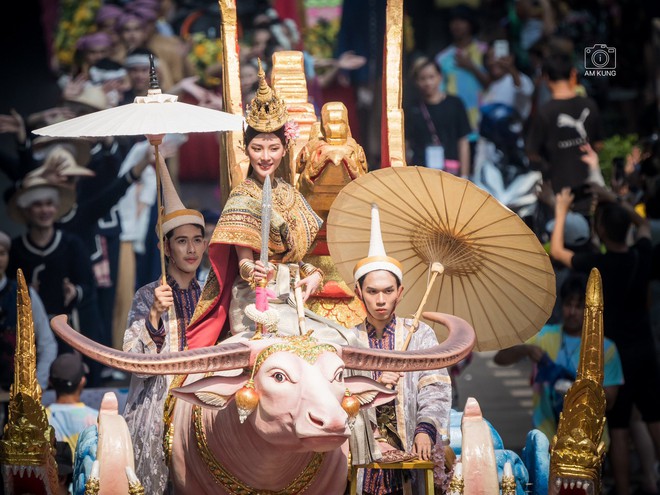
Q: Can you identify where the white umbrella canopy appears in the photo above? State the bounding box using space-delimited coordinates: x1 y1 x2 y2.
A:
33 55 244 138
326 166 556 352
32 91 245 138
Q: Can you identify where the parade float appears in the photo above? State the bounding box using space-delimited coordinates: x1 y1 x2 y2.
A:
1 0 612 493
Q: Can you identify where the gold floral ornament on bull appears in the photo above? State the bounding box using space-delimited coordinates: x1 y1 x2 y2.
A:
327 167 557 352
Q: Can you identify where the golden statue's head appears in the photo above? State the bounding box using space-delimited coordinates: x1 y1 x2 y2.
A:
321 102 350 146
296 102 367 220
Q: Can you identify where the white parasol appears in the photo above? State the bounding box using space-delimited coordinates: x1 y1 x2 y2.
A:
33 56 245 282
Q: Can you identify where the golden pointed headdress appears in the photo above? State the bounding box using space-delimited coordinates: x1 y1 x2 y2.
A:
245 59 288 133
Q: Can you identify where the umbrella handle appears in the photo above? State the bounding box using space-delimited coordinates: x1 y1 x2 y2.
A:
292 265 306 336
254 278 268 338
154 144 167 285
402 263 444 351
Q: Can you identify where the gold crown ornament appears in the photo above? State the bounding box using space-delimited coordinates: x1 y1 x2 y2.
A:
245 59 289 133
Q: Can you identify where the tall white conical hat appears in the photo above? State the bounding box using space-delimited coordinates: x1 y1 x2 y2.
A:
158 157 204 236
353 203 403 284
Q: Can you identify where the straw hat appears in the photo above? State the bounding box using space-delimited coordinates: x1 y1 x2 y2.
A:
353 203 403 285
157 158 204 237
8 175 75 224
64 84 110 112
27 146 95 181
32 137 92 168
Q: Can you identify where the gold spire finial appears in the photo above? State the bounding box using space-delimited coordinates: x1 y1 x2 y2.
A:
0 269 58 493
245 58 288 133
550 268 607 488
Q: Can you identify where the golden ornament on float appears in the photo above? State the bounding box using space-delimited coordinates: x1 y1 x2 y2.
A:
341 389 360 428
235 379 259 424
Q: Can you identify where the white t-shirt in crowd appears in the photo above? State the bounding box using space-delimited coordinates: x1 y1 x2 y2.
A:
482 72 535 120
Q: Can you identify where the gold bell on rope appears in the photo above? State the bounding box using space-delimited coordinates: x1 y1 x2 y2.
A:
235 379 259 424
341 389 360 427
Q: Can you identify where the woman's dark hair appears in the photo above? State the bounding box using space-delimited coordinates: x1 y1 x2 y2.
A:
448 4 479 35
244 125 287 147
410 56 442 80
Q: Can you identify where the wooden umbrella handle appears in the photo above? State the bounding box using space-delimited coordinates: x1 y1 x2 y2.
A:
401 262 444 351
154 144 167 286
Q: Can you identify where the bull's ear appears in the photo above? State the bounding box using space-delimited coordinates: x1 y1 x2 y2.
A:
172 374 249 410
344 376 397 409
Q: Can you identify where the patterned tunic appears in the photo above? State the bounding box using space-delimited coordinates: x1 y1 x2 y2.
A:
186 176 323 348
353 316 452 495
145 275 200 351
213 176 322 263
122 276 200 494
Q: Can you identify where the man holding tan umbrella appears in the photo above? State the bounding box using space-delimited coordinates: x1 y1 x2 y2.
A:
350 203 453 495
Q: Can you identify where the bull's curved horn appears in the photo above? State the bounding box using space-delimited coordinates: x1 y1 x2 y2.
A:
50 315 251 374
340 312 475 371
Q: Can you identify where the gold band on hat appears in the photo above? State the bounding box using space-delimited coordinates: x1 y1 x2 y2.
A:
161 209 205 236
353 255 404 284
353 255 403 275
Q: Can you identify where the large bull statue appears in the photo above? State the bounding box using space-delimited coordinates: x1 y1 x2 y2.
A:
50 311 475 494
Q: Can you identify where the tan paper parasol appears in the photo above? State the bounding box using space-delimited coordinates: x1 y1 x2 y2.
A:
33 56 244 283
326 166 556 351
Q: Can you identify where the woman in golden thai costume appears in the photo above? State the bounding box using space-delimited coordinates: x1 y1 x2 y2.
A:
186 64 350 348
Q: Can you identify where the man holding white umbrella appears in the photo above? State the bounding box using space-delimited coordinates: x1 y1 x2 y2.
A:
122 156 207 494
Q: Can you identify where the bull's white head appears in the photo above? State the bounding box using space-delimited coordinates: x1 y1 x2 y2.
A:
172 334 396 453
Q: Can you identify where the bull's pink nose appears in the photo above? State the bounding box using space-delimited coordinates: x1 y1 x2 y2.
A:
308 411 346 433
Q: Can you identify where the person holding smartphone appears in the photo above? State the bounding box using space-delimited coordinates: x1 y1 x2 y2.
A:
482 41 535 121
